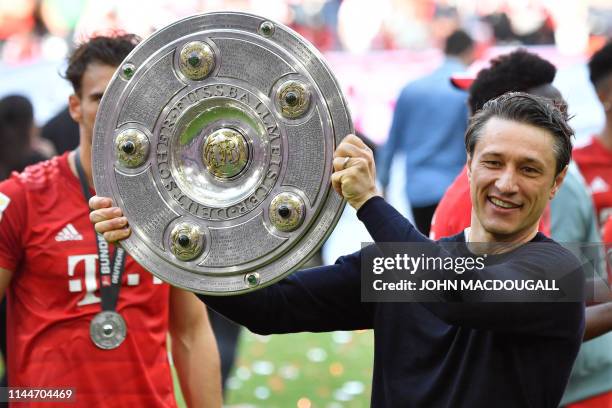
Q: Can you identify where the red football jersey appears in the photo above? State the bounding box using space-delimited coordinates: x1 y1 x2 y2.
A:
573 136 612 228
0 153 176 407
430 166 552 239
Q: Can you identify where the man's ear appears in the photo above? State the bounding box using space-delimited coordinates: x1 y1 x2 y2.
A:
550 165 568 200
68 94 82 123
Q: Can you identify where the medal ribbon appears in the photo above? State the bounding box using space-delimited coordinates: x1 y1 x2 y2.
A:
74 150 126 311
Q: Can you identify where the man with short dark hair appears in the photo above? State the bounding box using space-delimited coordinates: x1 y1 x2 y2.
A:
430 49 612 407
0 34 222 407
430 49 565 240
431 49 602 255
377 29 475 236
92 92 585 407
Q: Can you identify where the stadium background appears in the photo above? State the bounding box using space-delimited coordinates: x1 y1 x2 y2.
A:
1 0 611 406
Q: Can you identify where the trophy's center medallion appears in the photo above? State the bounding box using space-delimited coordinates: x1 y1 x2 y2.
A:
156 83 283 221
202 128 249 179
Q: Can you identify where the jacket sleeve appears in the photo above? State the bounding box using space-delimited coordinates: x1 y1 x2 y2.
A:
199 250 375 334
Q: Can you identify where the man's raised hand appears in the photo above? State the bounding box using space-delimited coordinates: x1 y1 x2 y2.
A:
331 134 381 210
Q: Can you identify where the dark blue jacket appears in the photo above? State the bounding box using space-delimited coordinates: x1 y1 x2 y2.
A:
201 197 585 407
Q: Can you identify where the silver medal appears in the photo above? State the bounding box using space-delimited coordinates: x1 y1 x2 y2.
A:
90 311 127 350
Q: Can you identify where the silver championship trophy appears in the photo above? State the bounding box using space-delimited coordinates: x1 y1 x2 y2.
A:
92 12 352 294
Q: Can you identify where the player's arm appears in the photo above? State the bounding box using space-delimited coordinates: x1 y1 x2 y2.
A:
0 179 27 298
584 302 612 341
169 286 222 408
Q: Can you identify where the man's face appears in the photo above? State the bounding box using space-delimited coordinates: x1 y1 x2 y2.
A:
68 63 117 146
467 117 566 241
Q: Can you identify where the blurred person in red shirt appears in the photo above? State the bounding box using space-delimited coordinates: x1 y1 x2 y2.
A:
564 40 612 408
574 40 612 231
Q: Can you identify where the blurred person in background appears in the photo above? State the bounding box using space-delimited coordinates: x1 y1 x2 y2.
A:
377 29 474 236
428 48 612 408
0 34 222 407
574 39 612 232
41 106 80 155
0 93 45 403
564 37 612 408
0 95 46 180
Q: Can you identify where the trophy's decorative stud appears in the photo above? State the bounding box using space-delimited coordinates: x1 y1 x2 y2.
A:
120 63 136 80
277 81 310 119
170 223 204 261
245 272 260 287
179 41 215 80
258 21 275 37
115 129 149 168
269 192 305 232
202 128 250 179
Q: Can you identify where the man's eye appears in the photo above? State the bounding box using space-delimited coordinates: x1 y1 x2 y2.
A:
522 167 540 175
483 161 501 167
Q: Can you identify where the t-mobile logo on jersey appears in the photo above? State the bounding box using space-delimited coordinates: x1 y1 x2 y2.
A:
67 254 163 306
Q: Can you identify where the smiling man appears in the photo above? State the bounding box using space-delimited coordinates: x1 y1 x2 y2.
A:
464 107 569 243
91 92 584 407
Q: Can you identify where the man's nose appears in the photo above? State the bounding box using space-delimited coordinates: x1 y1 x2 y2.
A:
494 169 519 194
